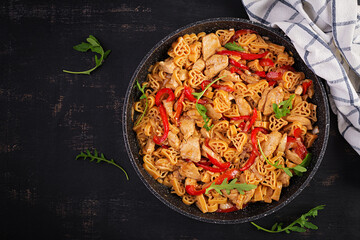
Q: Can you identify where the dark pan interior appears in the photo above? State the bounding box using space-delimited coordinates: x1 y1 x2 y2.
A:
123 18 330 224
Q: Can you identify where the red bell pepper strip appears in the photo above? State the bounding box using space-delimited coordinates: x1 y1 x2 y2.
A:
251 127 269 155
174 91 185 126
231 116 251 121
217 206 239 213
255 71 266 78
229 59 249 70
184 85 208 105
266 71 283 81
293 127 302 138
201 80 234 92
239 122 246 131
204 138 231 169
287 136 308 160
217 50 269 60
214 169 240 185
259 58 274 66
239 150 257 171
185 185 206 196
217 50 243 57
229 29 257 42
153 104 169 145
268 80 277 87
302 80 312 95
155 88 175 106
243 108 258 133
196 163 227 173
230 66 244 76
161 145 169 149
280 65 296 72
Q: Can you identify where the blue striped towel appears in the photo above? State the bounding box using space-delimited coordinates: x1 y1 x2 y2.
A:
243 0 360 155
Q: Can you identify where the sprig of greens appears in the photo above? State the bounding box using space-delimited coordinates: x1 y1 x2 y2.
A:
76 149 129 180
224 42 245 52
135 80 148 126
293 153 312 176
63 35 111 75
205 178 257 195
192 75 226 131
273 94 295 119
251 205 325 233
258 140 307 177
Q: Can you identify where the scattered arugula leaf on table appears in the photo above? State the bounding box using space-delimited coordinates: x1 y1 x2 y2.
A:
134 80 148 126
63 35 111 75
273 94 295 119
224 42 245 52
192 75 227 131
205 178 257 195
76 149 129 180
251 205 325 233
258 139 307 177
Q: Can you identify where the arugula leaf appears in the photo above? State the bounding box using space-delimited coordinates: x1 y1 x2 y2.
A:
205 178 257 195
224 42 245 52
258 140 307 177
76 149 129 180
293 153 311 176
251 205 325 234
191 75 227 130
273 94 295 119
63 35 111 75
134 80 148 126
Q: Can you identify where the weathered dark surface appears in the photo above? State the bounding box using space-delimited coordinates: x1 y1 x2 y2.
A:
0 0 359 239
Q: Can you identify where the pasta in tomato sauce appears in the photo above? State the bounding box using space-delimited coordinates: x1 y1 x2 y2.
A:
132 29 318 213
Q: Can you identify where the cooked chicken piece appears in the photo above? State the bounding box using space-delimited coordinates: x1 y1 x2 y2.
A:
143 138 155 155
180 117 195 140
167 131 180 149
192 59 206 72
202 33 221 60
162 100 174 118
218 70 242 82
257 87 273 112
179 162 201 180
241 72 260 84
286 115 313 130
186 109 203 121
180 136 201 162
185 177 197 186
159 58 176 73
200 128 211 139
235 97 252 116
285 149 303 164
260 131 282 157
263 86 285 115
205 104 222 120
278 171 290 187
275 133 287 155
204 54 229 78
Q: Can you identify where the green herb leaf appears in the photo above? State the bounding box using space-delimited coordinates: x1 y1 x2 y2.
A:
273 94 295 119
293 153 311 176
63 35 111 75
258 139 308 177
73 42 92 52
191 75 227 130
224 42 245 52
134 80 148 126
76 149 129 180
251 205 325 234
205 178 257 195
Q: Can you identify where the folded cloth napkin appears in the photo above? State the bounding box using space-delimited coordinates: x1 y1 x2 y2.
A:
242 0 360 154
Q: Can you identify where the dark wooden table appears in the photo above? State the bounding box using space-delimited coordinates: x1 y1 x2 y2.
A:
1 1 360 239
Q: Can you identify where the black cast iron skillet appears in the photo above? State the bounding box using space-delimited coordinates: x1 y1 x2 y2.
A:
123 18 330 224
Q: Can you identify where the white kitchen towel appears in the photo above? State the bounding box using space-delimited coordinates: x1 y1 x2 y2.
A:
242 0 360 155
